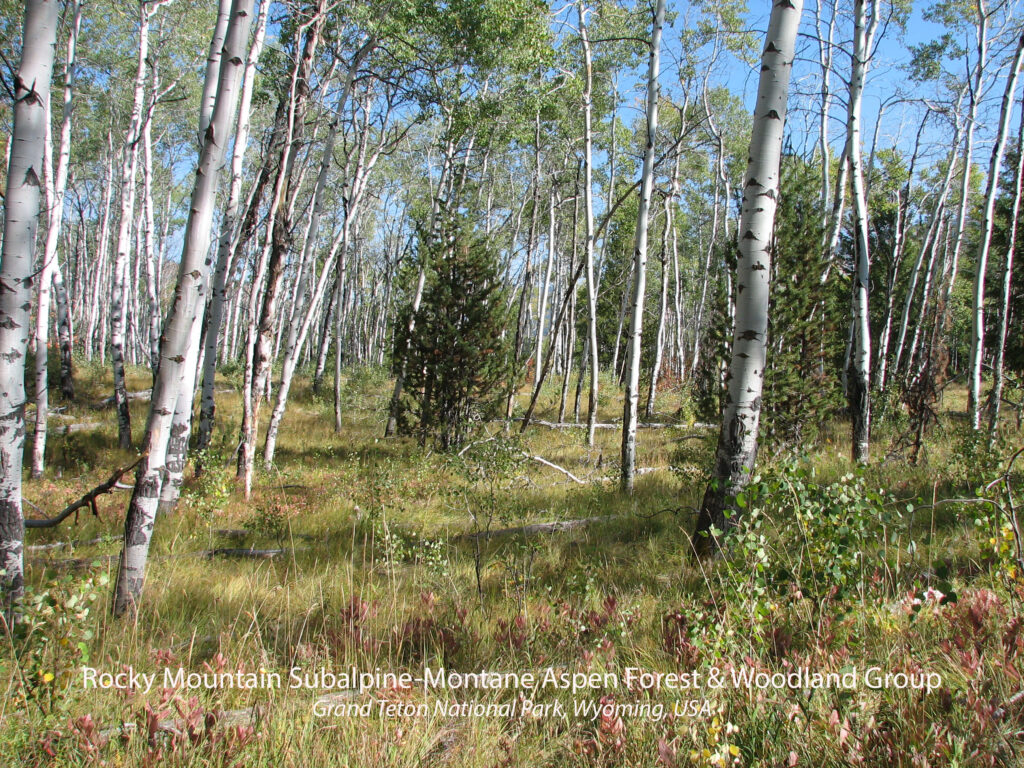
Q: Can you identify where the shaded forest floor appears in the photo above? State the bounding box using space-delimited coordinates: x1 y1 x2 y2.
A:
2 357 1024 766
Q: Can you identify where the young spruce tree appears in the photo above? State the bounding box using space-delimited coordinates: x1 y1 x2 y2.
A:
396 215 514 451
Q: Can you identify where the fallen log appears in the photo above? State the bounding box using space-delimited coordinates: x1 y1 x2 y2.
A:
92 389 152 409
458 515 618 540
203 548 288 559
524 419 714 430
27 421 103 435
27 534 124 552
24 457 144 529
523 454 586 484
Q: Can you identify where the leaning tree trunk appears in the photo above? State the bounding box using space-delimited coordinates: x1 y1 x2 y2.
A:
31 0 81 479
620 0 665 493
196 1 266 457
113 0 254 616
968 29 1024 431
692 0 803 555
0 0 59 613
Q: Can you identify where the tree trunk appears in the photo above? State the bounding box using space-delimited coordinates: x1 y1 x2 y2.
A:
693 0 803 555
968 29 1024 430
620 0 665 493
113 0 255 616
31 0 81 479
111 1 155 450
0 0 59 613
579 2 601 447
195 0 267 456
845 0 878 464
988 95 1024 439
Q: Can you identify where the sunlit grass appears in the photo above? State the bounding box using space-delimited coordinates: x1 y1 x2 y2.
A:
3 360 1022 766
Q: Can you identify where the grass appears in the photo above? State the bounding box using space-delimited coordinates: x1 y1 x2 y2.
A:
2 357 1023 766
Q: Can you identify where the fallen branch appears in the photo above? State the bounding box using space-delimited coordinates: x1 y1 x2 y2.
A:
27 534 123 552
24 457 144 529
203 548 289 559
54 422 104 434
523 419 713 430
92 389 152 409
458 515 618 540
523 453 586 484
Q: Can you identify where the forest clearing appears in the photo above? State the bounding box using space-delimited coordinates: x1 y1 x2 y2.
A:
2 0 1024 764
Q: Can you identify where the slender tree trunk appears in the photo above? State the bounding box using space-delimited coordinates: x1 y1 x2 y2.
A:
989 97 1024 439
938 8 987 349
969 29 1024 430
845 0 878 464
620 0 665 493
0 0 59 613
113 0 254 616
645 199 670 418
891 106 963 377
693 0 803 554
111 1 155 450
196 0 267 456
580 3 600 447
31 0 81 478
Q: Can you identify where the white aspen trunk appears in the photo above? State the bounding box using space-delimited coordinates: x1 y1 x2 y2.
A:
968 30 1024 430
31 0 81 479
111 1 153 450
694 0 802 554
891 109 963 376
0 0 59 611
113 0 254 616
875 114 928 391
579 2 600 447
620 0 665 493
195 1 266 456
54 256 74 399
198 0 231 145
268 50 375 452
904 216 947 381
846 0 878 464
264 58 376 466
645 199 670 418
534 186 558 390
88 139 116 361
815 0 836 239
559 184 580 422
989 97 1024 438
142 69 160 372
939 9 987 337
239 5 325 497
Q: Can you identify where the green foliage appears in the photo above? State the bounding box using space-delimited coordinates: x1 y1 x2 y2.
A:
726 460 907 610
396 214 515 451
762 156 844 447
5 571 107 715
182 448 233 521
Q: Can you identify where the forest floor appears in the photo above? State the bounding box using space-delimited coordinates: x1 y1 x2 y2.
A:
2 358 1023 767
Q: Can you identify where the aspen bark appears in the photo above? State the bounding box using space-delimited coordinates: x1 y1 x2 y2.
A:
196 2 266 455
968 29 1024 430
693 0 803 554
620 0 665 493
113 0 255 616
579 2 600 447
31 0 81 478
845 0 878 464
0 0 59 611
989 97 1024 439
